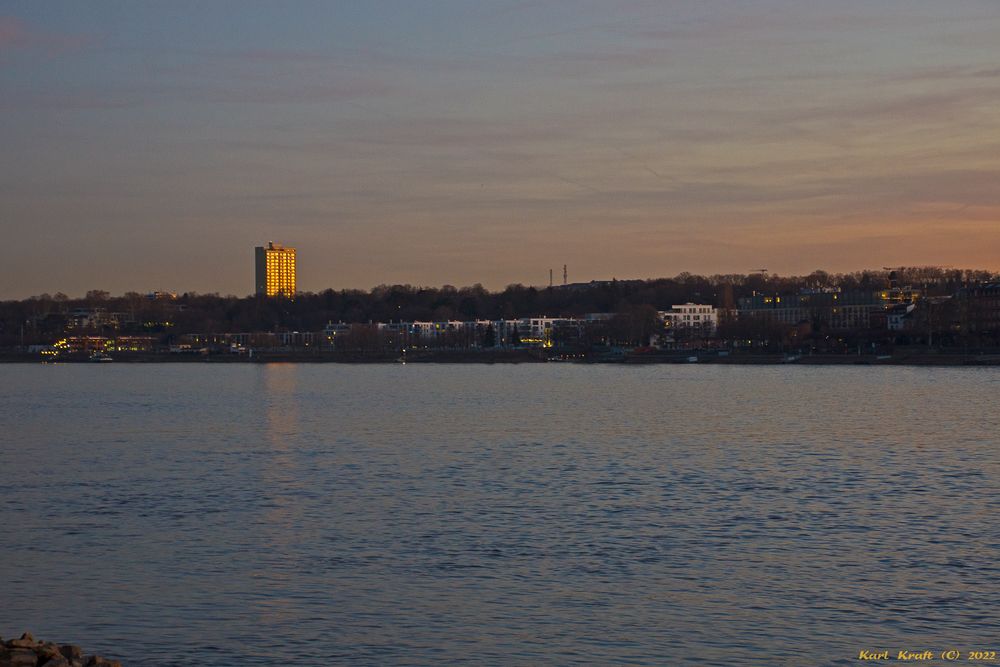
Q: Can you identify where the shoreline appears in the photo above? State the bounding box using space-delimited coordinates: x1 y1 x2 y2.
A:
3 351 1000 366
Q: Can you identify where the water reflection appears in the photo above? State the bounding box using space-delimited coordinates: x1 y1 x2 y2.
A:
252 364 305 631
261 363 300 449
0 365 998 665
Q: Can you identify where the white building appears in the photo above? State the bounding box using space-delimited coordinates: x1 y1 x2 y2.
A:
658 303 719 334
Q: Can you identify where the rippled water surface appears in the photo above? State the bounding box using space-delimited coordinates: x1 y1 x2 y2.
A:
2 364 999 665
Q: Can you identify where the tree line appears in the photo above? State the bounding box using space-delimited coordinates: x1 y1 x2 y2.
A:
1 267 995 347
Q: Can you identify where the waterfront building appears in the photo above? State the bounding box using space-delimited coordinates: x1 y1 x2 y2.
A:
65 308 136 331
886 303 916 331
323 321 352 343
109 336 158 352
277 331 316 347
737 288 919 331
381 321 485 346
44 335 154 355
369 318 583 348
515 317 575 345
52 336 110 353
254 242 296 297
179 331 318 351
658 303 719 334
957 283 1000 342
67 308 105 329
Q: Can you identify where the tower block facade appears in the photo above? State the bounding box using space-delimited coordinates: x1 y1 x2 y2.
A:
254 242 296 297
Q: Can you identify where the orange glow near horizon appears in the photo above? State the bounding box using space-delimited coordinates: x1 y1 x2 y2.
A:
2 3 999 297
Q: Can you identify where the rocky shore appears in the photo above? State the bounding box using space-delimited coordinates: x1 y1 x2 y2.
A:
0 634 120 667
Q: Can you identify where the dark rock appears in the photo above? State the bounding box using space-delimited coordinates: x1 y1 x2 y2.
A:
0 633 119 667
60 645 84 661
40 656 71 667
6 648 38 667
38 643 63 658
86 655 122 667
84 656 122 667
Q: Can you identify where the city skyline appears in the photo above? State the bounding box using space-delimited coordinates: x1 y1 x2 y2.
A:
3 1 1000 299
3 4 998 662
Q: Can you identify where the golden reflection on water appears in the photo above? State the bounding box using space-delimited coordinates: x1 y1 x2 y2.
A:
252 364 309 629
262 363 300 449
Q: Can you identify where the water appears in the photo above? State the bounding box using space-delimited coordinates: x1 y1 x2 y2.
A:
1 364 998 665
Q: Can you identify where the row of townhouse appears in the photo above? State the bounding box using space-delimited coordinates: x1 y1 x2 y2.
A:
180 331 319 350
173 308 723 352
329 310 719 346
333 317 592 347
736 287 921 331
66 308 138 330
40 336 159 355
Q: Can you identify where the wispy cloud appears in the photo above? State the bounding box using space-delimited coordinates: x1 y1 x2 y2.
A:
4 1 1000 296
0 15 93 61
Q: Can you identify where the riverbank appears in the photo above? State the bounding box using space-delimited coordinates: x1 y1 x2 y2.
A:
623 351 1000 366
2 349 1000 365
0 633 121 667
0 350 1000 366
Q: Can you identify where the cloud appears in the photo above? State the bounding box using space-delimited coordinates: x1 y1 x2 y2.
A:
0 89 139 111
0 15 93 60
0 75 395 112
169 80 395 105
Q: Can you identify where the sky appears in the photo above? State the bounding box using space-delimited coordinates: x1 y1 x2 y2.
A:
2 0 999 298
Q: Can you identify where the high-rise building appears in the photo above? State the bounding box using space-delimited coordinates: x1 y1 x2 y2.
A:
254 242 296 297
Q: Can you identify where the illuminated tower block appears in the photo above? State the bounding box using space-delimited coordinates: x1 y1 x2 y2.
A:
254 242 296 297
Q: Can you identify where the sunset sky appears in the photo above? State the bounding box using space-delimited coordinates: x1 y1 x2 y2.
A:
2 0 999 298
